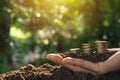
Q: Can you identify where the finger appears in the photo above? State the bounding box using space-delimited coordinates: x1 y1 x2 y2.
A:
62 57 97 72
63 63 87 72
63 63 95 74
46 54 63 65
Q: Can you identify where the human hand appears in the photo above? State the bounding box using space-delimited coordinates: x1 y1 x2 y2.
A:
46 54 96 74
47 51 120 75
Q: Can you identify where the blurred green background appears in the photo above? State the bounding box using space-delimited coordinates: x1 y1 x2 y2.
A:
0 0 120 73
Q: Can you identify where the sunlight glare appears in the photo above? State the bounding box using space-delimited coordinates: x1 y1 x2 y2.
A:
10 27 31 39
60 5 68 14
43 39 49 45
36 12 41 17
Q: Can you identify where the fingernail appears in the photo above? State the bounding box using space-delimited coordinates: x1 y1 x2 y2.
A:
46 54 54 59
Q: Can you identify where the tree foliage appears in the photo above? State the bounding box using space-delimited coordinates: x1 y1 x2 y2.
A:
1 0 120 73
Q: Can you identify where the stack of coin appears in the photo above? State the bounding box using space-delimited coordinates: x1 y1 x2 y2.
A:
70 48 81 54
82 43 94 54
95 41 107 53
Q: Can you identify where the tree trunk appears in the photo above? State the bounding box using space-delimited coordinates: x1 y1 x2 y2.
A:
0 0 12 65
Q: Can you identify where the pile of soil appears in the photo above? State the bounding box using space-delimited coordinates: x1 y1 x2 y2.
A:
1 50 120 80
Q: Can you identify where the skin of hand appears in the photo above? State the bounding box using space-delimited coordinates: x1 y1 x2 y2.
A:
103 51 120 73
46 51 120 75
46 54 96 74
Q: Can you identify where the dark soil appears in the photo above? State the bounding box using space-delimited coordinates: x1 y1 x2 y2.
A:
1 50 120 80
